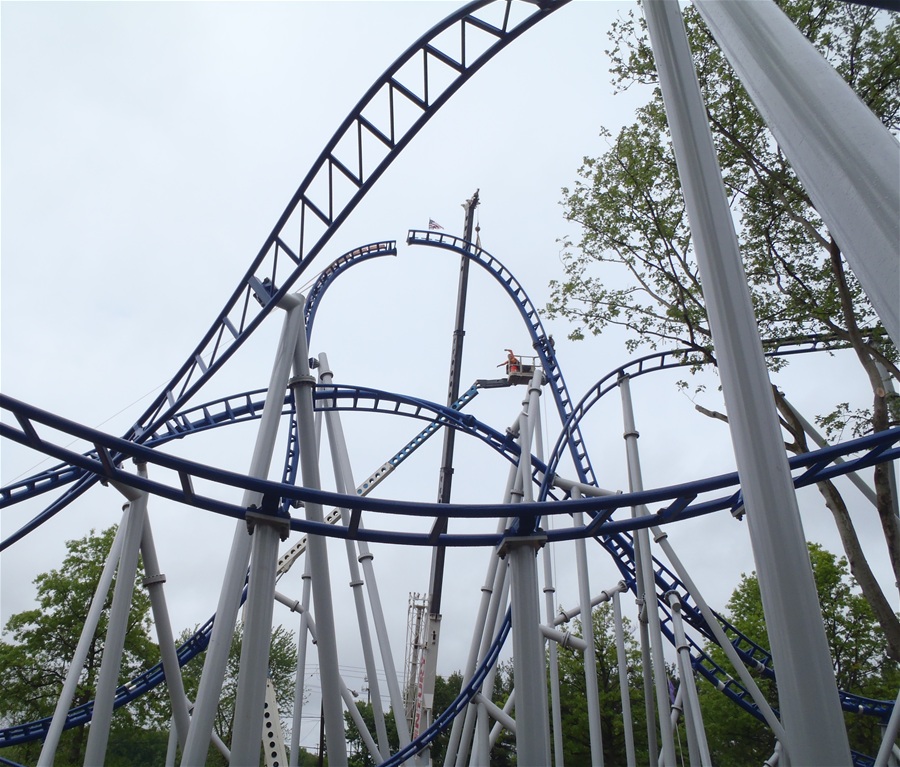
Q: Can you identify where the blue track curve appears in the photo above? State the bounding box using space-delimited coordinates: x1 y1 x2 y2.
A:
0 0 894 761
0 0 574 544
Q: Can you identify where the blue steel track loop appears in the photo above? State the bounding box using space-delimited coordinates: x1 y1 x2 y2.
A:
0 0 573 545
407 229 597 487
1 0 895 760
402 229 896 759
1 387 896 756
3 393 898 546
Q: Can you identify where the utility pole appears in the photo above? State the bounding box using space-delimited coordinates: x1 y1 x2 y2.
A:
418 190 480 758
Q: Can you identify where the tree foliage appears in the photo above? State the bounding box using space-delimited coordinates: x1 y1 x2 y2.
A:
554 603 651 765
549 0 900 658
698 543 899 764
0 526 165 766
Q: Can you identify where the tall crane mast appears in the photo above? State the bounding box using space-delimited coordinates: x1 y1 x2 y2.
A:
418 190 480 753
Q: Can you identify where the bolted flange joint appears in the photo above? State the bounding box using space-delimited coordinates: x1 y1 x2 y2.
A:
496 532 547 559
246 509 291 541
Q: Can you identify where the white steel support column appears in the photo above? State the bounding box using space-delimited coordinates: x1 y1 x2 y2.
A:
875 686 900 767
139 497 192 752
572 488 604 767
445 512 512 767
503 536 551 767
649 524 785 741
448 429 521 766
230 514 288 764
665 591 710 766
612 589 636 767
290 301 348 767
488 690 516 746
643 1 851 761
542 537 564 767
289 559 313 767
84 485 149 766
453 547 512 767
319 353 395 757
182 293 305 766
693 0 899 347
471 571 513 767
506 368 550 765
619 375 675 766
38 522 126 767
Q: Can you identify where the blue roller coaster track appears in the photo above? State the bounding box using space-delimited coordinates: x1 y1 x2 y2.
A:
1 0 896 764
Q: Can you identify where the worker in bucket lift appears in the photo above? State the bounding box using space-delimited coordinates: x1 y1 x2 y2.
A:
498 349 519 374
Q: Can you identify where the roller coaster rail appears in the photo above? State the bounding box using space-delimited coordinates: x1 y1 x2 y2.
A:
2 0 898 763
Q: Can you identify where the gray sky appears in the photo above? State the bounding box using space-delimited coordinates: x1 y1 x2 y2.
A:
1 0 893 751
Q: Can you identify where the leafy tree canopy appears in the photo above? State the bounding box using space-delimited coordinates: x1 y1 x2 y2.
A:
0 526 165 766
698 543 899 765
549 0 900 659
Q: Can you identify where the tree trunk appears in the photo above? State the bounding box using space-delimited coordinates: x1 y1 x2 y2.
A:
774 389 900 661
828 238 900 592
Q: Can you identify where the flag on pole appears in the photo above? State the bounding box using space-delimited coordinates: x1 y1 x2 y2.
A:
428 219 444 230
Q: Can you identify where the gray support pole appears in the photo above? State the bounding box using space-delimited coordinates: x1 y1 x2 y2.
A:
166 717 179 767
553 581 627 626
84 487 148 766
649 525 785 740
620 375 676 766
474 693 517 735
139 501 192 752
612 589 636 767
473 699 491 767
356 548 412 748
290 560 313 767
290 300 348 767
444 514 512 767
571 491 604 766
471 573 513 767
37 520 127 767
665 591 710 766
182 524 253 764
637 579 659 767
542 536 565 767
454 554 512 767
489 690 516 747
504 536 551 767
693 0 899 347
446 450 520 767
182 293 305 765
230 517 285 765
875 686 900 767
272 593 381 763
319 353 393 757
643 1 851 761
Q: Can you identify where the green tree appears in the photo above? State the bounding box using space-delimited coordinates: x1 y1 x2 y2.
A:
698 543 899 764
432 670 463 766
549 0 900 658
0 526 166 766
344 701 399 767
554 603 649 765
177 621 298 765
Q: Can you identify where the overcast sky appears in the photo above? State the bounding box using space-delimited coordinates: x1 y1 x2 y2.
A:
1 0 893 752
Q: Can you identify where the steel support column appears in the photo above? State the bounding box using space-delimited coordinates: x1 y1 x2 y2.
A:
643 0 851 760
503 535 551 767
290 301 348 767
182 293 305 765
84 485 148 765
